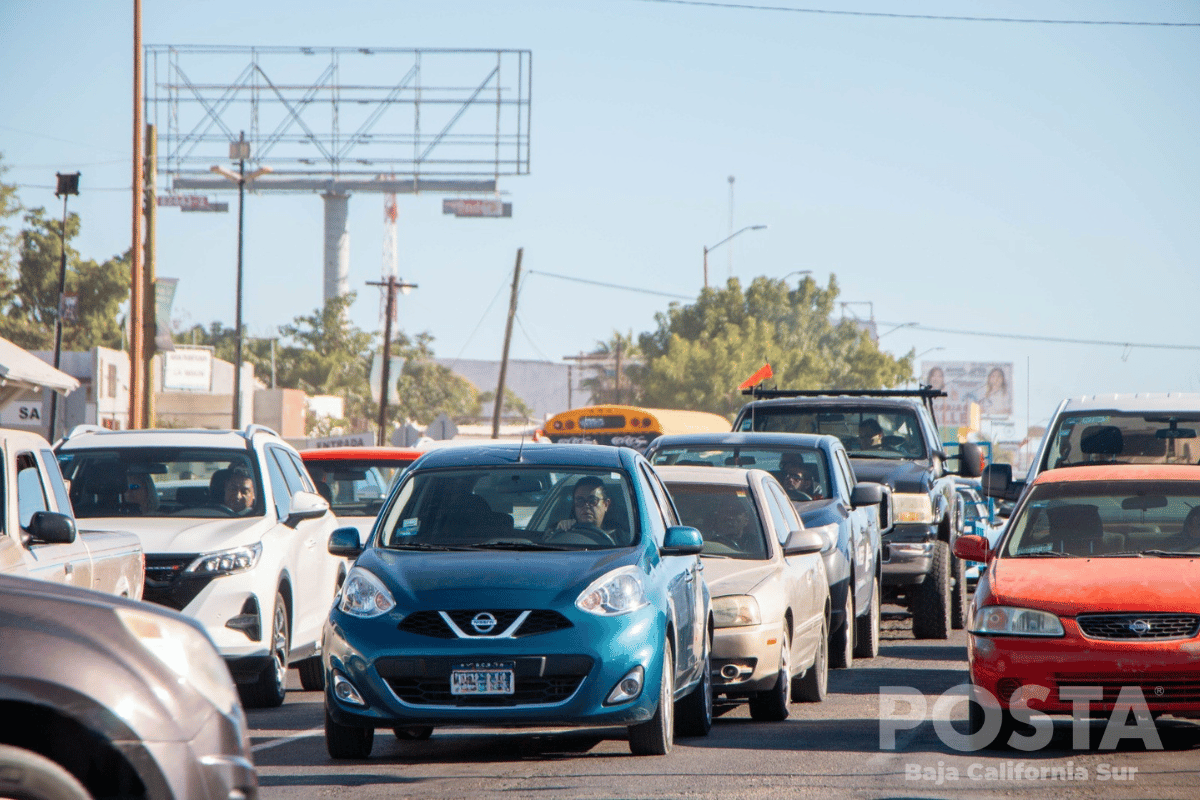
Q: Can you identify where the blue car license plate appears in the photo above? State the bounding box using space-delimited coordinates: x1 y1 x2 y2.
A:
451 662 515 695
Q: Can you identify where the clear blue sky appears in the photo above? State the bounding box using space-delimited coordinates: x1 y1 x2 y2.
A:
3 1 1198 431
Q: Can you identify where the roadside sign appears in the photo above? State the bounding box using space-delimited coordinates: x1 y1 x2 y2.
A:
442 198 512 218
157 194 229 213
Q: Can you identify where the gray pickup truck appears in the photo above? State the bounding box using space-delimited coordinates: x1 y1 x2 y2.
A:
0 428 144 598
733 389 983 640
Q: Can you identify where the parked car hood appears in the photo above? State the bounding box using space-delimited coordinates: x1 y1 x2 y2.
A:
76 516 269 554
989 557 1200 615
849 459 929 494
700 559 777 596
357 546 641 607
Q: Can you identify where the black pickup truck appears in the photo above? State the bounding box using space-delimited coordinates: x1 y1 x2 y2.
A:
733 389 983 639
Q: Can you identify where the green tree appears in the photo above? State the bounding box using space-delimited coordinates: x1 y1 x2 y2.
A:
578 330 640 405
477 387 535 422
392 331 478 426
0 153 21 287
633 275 914 418
0 205 130 351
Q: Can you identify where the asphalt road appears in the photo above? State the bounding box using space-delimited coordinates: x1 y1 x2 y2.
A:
249 609 1200 799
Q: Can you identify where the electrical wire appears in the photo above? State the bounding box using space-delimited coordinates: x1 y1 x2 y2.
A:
877 321 1200 352
445 273 512 368
633 0 1200 26
527 270 694 300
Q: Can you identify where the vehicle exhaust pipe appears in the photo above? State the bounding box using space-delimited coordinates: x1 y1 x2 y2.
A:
720 664 742 680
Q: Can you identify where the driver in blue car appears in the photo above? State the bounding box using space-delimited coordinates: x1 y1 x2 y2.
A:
556 477 616 535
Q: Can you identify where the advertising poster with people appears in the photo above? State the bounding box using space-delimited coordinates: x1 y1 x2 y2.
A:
920 361 1014 429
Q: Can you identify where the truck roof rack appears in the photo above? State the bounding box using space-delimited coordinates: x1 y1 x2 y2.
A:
741 386 949 429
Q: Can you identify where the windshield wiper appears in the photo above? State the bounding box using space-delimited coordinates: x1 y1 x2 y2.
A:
1014 550 1071 557
385 542 476 552
1102 549 1200 558
467 541 574 551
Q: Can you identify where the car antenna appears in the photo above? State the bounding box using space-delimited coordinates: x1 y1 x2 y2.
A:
516 412 530 462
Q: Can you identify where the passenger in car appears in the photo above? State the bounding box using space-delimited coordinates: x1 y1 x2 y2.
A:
123 470 159 514
777 454 824 501
1166 506 1200 550
555 477 626 541
858 418 885 450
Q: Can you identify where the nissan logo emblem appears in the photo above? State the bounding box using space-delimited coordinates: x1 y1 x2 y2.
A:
471 612 498 634
1129 619 1151 635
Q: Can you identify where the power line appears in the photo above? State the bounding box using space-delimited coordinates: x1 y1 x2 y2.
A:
634 0 1200 26
879 321 1200 352
527 270 695 300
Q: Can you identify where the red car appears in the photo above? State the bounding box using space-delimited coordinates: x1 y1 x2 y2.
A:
956 464 1200 747
299 447 423 543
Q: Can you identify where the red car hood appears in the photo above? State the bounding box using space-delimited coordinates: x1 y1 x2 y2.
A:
989 557 1200 614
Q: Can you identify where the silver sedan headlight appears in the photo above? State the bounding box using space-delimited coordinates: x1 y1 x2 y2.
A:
711 595 762 628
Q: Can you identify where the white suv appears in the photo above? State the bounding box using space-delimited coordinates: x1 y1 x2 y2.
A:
56 424 343 708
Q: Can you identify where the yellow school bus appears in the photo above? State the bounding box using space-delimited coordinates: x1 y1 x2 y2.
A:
541 405 731 450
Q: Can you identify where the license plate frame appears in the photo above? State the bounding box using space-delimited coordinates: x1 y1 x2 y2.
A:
450 661 516 695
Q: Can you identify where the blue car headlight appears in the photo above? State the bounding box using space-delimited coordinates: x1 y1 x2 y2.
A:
576 567 648 616
338 567 396 618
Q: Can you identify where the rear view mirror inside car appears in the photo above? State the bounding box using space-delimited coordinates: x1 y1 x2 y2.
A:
1121 495 1169 511
1156 428 1197 439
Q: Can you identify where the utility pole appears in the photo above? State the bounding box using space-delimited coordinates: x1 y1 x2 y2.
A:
367 276 417 445
48 172 80 442
142 123 157 428
614 339 622 405
129 0 145 430
232 133 247 428
492 248 523 439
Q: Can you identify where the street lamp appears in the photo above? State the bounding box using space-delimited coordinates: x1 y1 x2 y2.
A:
783 270 812 283
210 131 272 429
703 224 766 289
48 171 80 442
916 346 945 360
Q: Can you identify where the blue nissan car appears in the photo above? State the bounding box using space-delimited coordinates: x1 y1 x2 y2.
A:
322 443 713 758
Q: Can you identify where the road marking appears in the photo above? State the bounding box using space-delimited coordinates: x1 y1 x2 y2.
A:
251 727 323 753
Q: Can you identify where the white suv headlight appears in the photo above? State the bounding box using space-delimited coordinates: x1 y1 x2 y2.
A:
712 595 762 628
892 493 935 524
970 605 1064 637
185 543 262 577
576 567 648 616
338 567 396 618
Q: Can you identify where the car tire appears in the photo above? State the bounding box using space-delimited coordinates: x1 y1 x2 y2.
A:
854 575 881 659
749 627 790 721
298 656 325 692
829 584 854 670
240 591 290 709
950 550 967 630
0 744 91 800
911 541 951 640
325 708 374 759
793 616 828 703
393 726 433 740
674 640 713 737
628 643 674 755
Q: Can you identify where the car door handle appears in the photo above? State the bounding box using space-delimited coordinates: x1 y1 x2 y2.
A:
63 562 73 576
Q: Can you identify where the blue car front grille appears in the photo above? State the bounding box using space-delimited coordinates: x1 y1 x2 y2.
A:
376 654 593 707
398 610 572 639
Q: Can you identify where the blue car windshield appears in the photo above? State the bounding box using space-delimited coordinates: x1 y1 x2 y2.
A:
377 467 638 550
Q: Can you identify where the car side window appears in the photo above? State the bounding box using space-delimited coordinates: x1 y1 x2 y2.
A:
16 452 48 529
265 450 292 519
635 464 669 546
284 450 317 493
40 449 73 515
764 481 801 544
833 449 855 499
643 464 680 527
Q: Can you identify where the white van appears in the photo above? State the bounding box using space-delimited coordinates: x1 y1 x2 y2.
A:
982 393 1200 503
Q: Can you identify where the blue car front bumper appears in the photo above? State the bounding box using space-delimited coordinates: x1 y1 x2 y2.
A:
324 601 667 729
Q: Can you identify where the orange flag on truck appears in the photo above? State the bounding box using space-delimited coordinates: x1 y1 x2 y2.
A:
738 363 773 390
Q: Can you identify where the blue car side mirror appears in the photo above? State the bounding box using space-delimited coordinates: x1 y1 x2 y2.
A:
328 527 363 557
661 525 703 556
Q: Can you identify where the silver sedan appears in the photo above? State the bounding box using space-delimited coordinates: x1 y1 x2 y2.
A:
657 466 831 720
